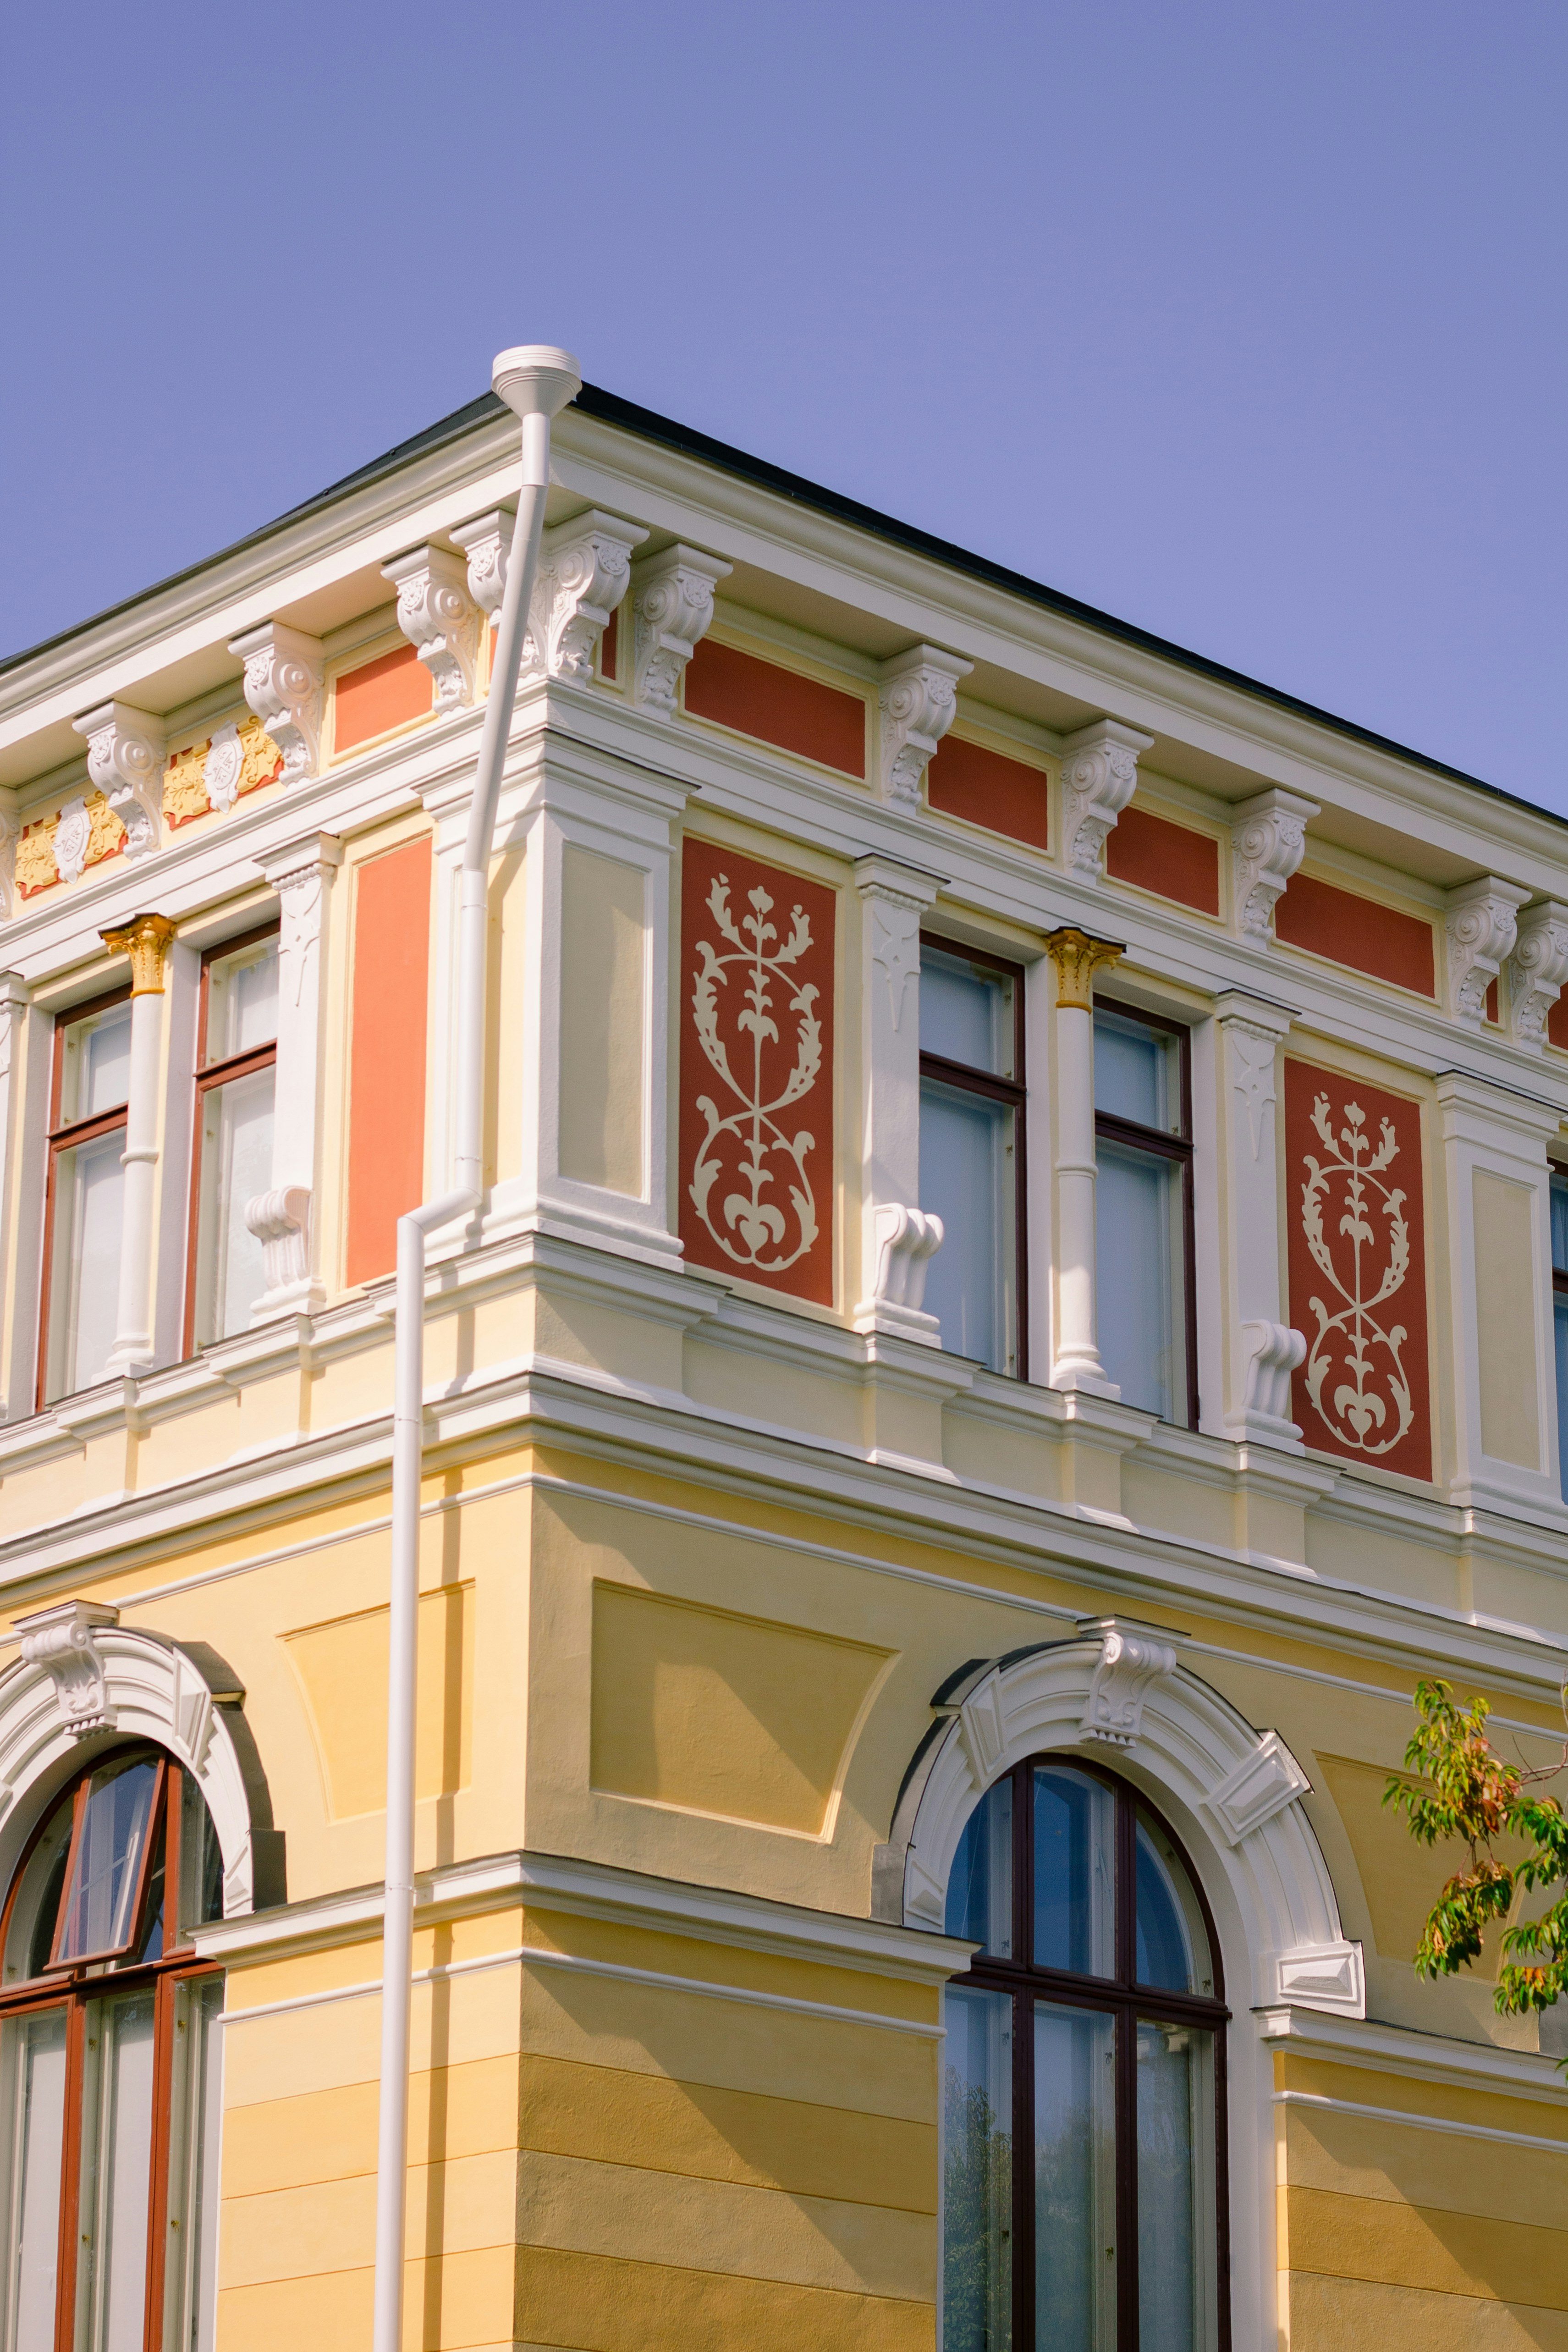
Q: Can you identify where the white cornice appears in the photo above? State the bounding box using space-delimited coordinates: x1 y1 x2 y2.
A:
1256 2002 1568 2103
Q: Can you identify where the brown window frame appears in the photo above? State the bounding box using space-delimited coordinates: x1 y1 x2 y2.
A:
918 933 1029 1381
37 985 133 1412
0 1745 223 2352
947 1753 1231 2352
1093 994 1199 1429
183 923 280 1359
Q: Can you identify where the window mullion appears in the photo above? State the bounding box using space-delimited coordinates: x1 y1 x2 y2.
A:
1014 1762 1034 2351
55 1993 87 2352
142 1971 179 2352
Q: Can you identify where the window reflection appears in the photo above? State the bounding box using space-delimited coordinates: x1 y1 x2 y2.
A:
55 1757 161 1965
946 1773 1013 1956
1033 1766 1114 1977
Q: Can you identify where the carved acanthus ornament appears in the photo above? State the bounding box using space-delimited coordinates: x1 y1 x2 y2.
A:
1044 925 1124 1011
100 911 176 996
19 1600 121 1739
630 545 732 714
875 645 971 808
383 545 484 710
1229 787 1318 940
526 511 648 684
73 702 166 860
163 714 283 828
229 622 326 783
450 509 513 627
1508 900 1568 1051
869 893 923 1032
1445 876 1529 1025
1077 1617 1182 1748
1060 718 1151 880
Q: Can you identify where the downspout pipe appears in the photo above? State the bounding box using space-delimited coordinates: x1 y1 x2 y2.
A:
372 345 581 2352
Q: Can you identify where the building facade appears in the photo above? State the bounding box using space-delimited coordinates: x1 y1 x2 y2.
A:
0 371 1562 2351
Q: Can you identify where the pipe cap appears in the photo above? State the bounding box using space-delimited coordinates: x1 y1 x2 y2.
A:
491 345 583 422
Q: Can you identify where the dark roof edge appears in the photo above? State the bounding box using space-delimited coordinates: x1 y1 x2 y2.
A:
2 378 1556 841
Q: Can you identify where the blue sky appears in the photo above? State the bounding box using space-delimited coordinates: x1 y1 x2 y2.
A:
4 2 1562 811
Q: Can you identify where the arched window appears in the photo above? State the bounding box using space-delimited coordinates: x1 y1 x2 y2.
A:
0 1745 226 2352
942 1755 1228 2352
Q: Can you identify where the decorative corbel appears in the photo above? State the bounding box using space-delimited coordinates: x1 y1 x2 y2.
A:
529 511 649 683
1229 787 1318 941
243 1185 312 1298
1445 875 1529 1025
1077 1616 1181 1747
382 545 484 710
17 1599 121 1738
1507 900 1568 1052
629 544 732 714
450 508 514 626
228 621 326 783
876 645 972 808
1060 718 1151 881
1240 1319 1307 1436
868 1203 945 1321
1205 1729 1312 1845
73 701 165 861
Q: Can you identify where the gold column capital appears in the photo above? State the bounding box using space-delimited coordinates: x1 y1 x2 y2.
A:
100 912 177 996
1044 925 1124 1012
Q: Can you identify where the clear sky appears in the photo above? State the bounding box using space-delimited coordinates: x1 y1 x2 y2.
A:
4 2 1562 812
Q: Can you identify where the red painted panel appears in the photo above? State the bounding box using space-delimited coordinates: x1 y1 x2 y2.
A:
1551 994 1568 1053
926 734 1049 852
1106 804 1220 915
335 643 433 754
1275 872 1436 997
1284 1058 1431 1481
684 639 866 777
600 604 619 681
678 834 836 1305
347 837 431 1288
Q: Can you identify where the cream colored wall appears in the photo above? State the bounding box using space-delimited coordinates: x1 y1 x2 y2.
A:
1473 1168 1541 1469
557 843 646 1197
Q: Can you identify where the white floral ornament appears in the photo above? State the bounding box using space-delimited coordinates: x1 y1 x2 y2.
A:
203 722 245 813
1299 1094 1413 1456
53 796 93 886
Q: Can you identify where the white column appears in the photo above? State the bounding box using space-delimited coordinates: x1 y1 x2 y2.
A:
0 973 29 1418
852 855 945 1339
1046 926 1123 1393
101 914 176 1376
246 833 342 1319
1213 991 1304 1445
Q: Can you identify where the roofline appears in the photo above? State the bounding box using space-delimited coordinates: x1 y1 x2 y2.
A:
3 379 1557 840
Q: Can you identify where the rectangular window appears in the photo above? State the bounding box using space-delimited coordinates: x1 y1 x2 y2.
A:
1093 1002 1196 1425
187 931 278 1352
40 992 133 1405
1551 1171 1568 1499
919 940 1026 1377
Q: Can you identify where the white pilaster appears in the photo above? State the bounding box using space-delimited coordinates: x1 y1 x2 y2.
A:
0 974 29 1417
852 855 946 1341
1508 900 1568 1052
1213 991 1304 1447
1060 719 1151 882
382 545 484 711
628 545 732 714
73 703 165 862
1045 926 1123 1394
0 795 20 921
1446 876 1529 1026
245 833 342 1320
1229 788 1318 942
100 915 176 1376
528 511 648 684
228 622 325 784
875 647 971 809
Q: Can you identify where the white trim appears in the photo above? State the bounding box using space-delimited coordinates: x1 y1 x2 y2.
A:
1275 2086 1568 2156
1256 2000 1568 2099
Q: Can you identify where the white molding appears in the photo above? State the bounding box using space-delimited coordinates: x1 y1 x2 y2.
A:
1273 2084 1568 2155
1213 991 1305 1447
1256 2000 1568 2099
247 830 341 1319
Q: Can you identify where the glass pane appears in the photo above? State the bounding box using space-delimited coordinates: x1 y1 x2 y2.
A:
1093 1008 1182 1135
193 1067 275 1346
1557 1295 1568 1504
942 1985 1012 2352
945 1775 1013 1956
1136 2020 1216 2352
0 2006 68 2352
1033 1768 1114 1978
205 938 279 1063
3 1788 78 1985
55 1757 160 1964
1552 1173 1568 1275
1095 1138 1187 1422
47 1130 126 1399
1034 2003 1116 2352
60 1004 133 1125
920 1079 1014 1373
178 1776 225 1943
162 1977 224 2352
1135 1815 1214 1996
921 947 1013 1077
74 1990 157 2352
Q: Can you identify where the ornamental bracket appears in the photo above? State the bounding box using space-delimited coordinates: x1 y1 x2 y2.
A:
1077 1615 1184 1748
73 702 166 861
17 1600 121 1739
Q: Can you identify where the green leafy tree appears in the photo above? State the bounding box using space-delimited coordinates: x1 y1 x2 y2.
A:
1384 1679 1568 2060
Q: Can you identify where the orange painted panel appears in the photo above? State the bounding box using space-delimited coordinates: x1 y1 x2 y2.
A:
1275 871 1435 997
684 639 866 778
1106 804 1220 915
678 834 835 1305
347 838 431 1288
926 734 1049 851
335 644 433 755
1284 1058 1431 1481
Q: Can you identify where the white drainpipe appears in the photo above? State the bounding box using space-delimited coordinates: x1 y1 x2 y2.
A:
372 344 581 2352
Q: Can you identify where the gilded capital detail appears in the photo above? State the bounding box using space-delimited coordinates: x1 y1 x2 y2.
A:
1045 925 1124 1010
100 911 177 994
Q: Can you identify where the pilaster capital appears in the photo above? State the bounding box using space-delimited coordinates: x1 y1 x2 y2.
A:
1229 788 1318 941
228 622 325 784
875 644 972 808
1212 987 1298 1042
531 510 649 684
99 911 176 995
629 544 732 714
382 544 484 711
1445 875 1529 1025
72 700 165 861
1508 899 1568 1053
852 852 946 910
1044 924 1124 1011
450 508 514 625
257 828 344 898
1432 1064 1564 1149
1060 718 1151 880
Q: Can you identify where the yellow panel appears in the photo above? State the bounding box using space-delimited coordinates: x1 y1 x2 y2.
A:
1314 1753 1511 1972
559 843 645 1196
1287 2182 1568 2307
284 1581 473 1817
516 2244 932 2352
589 1581 891 1834
1287 2268 1568 2351
224 2058 522 2196
220 2152 515 2287
1474 1170 1541 1468
1284 2099 1568 2232
216 2245 514 2352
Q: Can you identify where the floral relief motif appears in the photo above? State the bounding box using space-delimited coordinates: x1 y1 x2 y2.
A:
164 714 283 831
16 792 125 898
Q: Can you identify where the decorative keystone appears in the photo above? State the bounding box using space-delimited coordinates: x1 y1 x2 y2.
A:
450 509 514 625
73 701 165 861
876 645 972 808
1205 1730 1312 1845
1044 925 1124 1012
17 1599 121 1738
383 545 484 710
1508 900 1568 1052
629 544 732 714
1446 876 1530 1025
1230 787 1318 941
529 511 649 684
229 621 326 783
1077 1616 1182 1748
1060 718 1151 880
100 910 176 995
